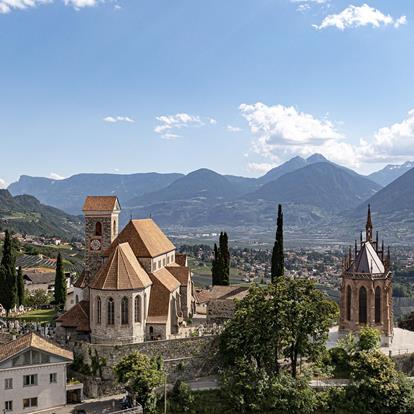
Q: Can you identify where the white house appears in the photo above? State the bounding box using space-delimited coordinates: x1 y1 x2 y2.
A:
0 333 74 414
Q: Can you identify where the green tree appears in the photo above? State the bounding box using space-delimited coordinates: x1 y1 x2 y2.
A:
284 277 338 377
220 283 288 375
25 289 52 308
0 230 17 315
16 266 25 306
219 232 230 286
358 326 380 351
169 380 194 413
54 253 66 308
211 232 230 286
271 204 284 283
114 352 164 414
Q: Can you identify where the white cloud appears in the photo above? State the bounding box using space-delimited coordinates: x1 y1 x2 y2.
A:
103 115 135 124
226 125 243 133
357 109 414 163
49 172 65 180
0 178 6 189
154 113 214 139
240 102 361 168
0 0 116 13
247 162 276 173
314 4 407 30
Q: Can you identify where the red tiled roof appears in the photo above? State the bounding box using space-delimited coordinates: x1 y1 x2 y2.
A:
90 243 152 290
83 196 120 212
106 219 175 258
0 332 73 364
56 301 90 332
166 266 191 286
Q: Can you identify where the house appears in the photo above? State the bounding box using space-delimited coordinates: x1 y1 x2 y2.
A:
56 196 196 343
0 332 77 414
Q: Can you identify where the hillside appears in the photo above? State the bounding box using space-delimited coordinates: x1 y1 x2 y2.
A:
127 169 245 205
9 172 183 214
246 163 381 213
0 190 82 239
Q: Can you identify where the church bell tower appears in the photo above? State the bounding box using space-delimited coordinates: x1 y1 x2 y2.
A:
82 196 121 283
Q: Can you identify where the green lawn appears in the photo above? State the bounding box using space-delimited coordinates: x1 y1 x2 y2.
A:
15 308 56 322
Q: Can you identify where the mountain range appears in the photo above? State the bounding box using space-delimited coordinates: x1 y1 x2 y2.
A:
7 155 414 242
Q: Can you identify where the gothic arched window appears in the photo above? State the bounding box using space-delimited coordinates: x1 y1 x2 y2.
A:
375 286 381 324
346 285 352 321
359 287 367 325
121 297 129 325
107 297 115 325
97 297 101 324
134 296 141 323
95 222 102 237
113 220 116 235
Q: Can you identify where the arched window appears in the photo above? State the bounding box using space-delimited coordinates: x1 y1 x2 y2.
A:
346 286 352 321
107 298 115 325
95 222 102 237
113 220 116 235
75 295 79 304
97 297 101 324
359 287 367 325
135 296 141 323
375 286 381 324
121 297 129 325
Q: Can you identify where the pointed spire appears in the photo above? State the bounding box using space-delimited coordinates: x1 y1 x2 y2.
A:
366 204 373 242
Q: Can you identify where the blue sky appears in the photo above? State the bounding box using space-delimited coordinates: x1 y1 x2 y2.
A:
1 0 414 186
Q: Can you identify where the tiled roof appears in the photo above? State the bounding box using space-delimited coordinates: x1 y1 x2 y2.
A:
56 301 90 332
106 219 175 258
83 196 120 212
0 332 73 364
90 243 152 290
23 271 56 285
352 241 385 274
147 275 171 324
166 266 191 286
175 253 187 267
74 270 88 289
151 267 181 293
197 285 249 304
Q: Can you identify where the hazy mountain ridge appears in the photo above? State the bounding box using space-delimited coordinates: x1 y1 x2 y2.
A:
368 161 414 187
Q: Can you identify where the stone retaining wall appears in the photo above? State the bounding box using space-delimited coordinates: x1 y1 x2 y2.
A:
71 335 219 398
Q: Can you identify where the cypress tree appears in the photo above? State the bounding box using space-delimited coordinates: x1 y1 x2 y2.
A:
220 232 230 286
212 243 219 286
271 204 284 283
212 232 230 286
54 253 66 308
16 266 25 307
0 230 17 315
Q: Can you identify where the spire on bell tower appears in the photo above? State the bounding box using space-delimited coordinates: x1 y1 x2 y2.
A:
366 204 373 242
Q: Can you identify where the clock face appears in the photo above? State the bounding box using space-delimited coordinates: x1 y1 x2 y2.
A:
90 239 102 251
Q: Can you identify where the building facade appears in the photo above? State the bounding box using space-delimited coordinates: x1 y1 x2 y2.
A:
339 206 393 345
0 333 74 414
57 196 196 344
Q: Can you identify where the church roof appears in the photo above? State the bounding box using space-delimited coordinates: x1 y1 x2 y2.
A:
91 243 152 290
56 301 90 332
83 196 120 212
106 219 175 258
0 332 73 364
150 267 181 293
166 265 191 286
352 241 385 274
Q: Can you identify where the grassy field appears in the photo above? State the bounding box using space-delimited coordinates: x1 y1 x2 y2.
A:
15 308 56 322
188 257 244 287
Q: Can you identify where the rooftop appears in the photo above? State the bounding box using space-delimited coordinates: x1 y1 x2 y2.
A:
83 196 120 212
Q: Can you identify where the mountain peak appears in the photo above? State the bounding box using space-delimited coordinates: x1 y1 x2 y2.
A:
306 153 329 164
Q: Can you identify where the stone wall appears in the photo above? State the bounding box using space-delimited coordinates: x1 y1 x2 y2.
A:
71 335 219 398
207 299 236 324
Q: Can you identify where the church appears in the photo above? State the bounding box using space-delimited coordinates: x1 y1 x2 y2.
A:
339 205 393 345
57 196 196 343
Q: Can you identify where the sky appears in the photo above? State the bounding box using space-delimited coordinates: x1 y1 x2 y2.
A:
1 0 414 187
